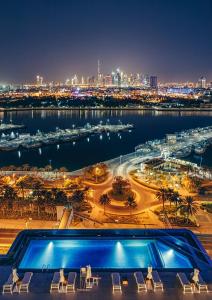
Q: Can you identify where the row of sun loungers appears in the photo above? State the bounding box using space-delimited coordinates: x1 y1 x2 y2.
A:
3 272 33 294
2 269 209 294
114 271 208 294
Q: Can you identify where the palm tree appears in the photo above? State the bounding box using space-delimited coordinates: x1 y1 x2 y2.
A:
2 184 18 210
16 179 26 201
170 190 181 208
125 195 137 215
51 188 67 205
99 193 110 214
178 196 199 223
70 190 85 205
156 188 168 212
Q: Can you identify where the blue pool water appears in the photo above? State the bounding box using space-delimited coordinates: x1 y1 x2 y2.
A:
19 238 192 269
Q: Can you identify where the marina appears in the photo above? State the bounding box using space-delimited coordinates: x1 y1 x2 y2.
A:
0 123 133 152
0 109 211 170
0 122 25 132
135 126 212 159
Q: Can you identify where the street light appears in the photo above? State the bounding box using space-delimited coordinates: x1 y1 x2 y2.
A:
25 217 32 229
95 167 100 183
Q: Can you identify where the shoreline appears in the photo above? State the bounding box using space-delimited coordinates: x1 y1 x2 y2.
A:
0 106 212 112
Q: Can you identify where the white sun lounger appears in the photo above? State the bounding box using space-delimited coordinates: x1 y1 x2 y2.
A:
50 272 60 293
193 273 208 293
134 272 147 292
66 272 77 293
152 271 163 291
111 273 122 293
19 272 33 293
177 272 193 294
2 274 15 294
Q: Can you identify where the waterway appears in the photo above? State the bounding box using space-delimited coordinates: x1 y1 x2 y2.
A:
0 109 211 170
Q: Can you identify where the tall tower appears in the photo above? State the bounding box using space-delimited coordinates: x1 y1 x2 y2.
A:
198 77 206 89
97 59 101 86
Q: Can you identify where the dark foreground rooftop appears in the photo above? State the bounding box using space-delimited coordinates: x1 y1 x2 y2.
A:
0 266 211 300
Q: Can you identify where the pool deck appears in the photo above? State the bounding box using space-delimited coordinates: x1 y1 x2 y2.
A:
0 266 211 299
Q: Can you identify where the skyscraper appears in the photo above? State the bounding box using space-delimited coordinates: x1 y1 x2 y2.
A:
142 74 150 87
116 69 121 87
198 77 206 89
150 76 158 89
97 60 101 86
36 75 43 86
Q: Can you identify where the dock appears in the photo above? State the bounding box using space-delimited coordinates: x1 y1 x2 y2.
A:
0 123 25 132
0 123 133 152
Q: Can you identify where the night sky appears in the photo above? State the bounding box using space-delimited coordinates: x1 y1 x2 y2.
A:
0 0 211 83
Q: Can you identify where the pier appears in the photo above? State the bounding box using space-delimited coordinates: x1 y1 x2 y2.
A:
135 125 212 158
0 123 133 152
0 122 25 132
106 125 212 179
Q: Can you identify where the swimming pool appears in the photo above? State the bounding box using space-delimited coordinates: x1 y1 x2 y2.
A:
3 229 210 271
19 238 193 270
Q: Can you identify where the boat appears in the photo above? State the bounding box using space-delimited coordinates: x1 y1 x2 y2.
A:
173 147 192 158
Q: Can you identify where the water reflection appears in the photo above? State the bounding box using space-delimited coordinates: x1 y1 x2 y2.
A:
0 109 211 170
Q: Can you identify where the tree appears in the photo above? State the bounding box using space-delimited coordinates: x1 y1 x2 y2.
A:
16 176 43 201
99 193 110 214
125 195 137 215
51 188 67 205
178 196 199 223
70 190 85 205
182 175 202 193
169 190 181 208
84 163 108 183
156 188 169 212
112 176 131 196
31 189 50 216
44 165 52 172
2 184 18 210
59 167 68 173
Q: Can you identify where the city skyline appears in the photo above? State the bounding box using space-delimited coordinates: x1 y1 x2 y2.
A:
1 64 211 87
0 0 212 83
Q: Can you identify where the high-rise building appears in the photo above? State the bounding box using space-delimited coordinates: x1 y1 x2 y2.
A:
150 76 158 89
198 77 206 89
88 76 95 86
36 75 43 86
116 69 121 87
142 74 150 87
71 75 78 86
111 72 116 85
104 75 112 86
97 60 101 86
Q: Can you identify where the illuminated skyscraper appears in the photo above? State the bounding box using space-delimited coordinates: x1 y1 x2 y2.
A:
116 69 121 87
150 76 158 89
142 74 150 87
71 75 78 86
36 75 43 86
97 59 101 86
105 74 112 86
198 77 206 89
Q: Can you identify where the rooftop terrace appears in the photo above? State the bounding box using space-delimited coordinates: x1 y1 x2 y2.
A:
0 229 211 299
